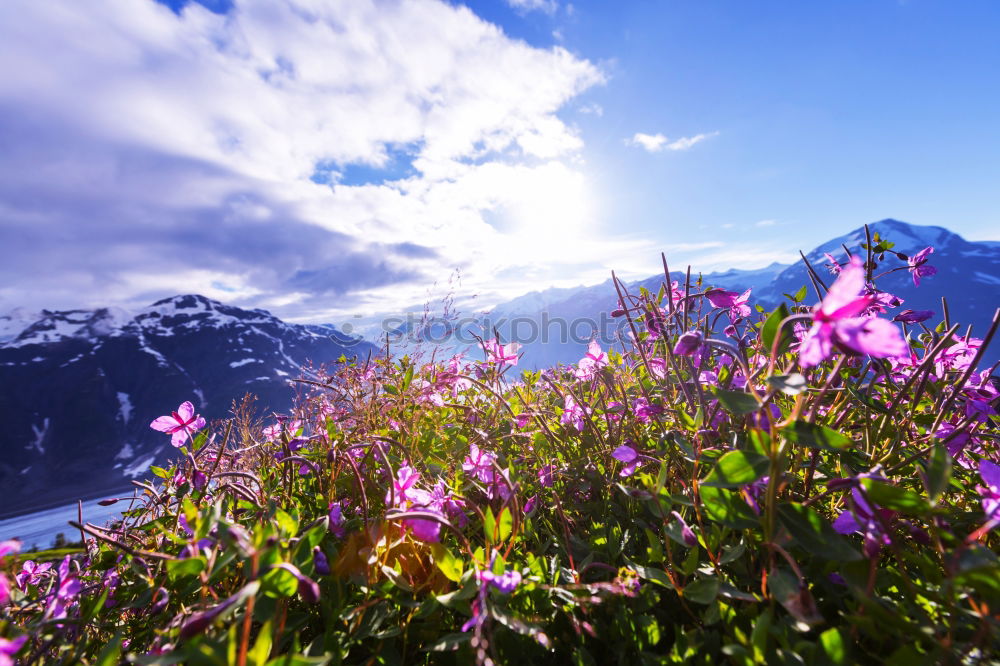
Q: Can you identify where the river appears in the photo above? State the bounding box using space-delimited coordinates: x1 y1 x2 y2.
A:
0 490 141 550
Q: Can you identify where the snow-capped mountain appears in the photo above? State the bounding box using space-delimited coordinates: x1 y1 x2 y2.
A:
762 220 1000 335
483 220 999 369
0 295 376 516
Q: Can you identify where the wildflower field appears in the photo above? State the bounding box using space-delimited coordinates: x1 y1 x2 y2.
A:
1 229 998 664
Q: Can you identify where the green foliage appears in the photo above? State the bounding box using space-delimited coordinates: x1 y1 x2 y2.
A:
1 231 998 664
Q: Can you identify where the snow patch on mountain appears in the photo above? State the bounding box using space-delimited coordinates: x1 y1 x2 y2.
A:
28 418 49 455
117 392 133 425
122 455 155 479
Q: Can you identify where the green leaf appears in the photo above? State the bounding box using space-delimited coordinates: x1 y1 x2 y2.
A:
423 633 472 652
761 303 793 353
699 485 759 529
702 450 770 488
249 620 273 666
150 466 169 479
782 420 851 451
430 543 464 583
750 607 772 661
265 656 332 666
273 508 299 538
624 559 674 588
793 285 809 303
483 507 496 543
260 566 298 598
925 445 952 506
166 557 206 581
861 481 929 515
683 578 720 604
714 389 761 415
819 627 849 665
498 507 513 542
766 373 808 395
776 503 861 562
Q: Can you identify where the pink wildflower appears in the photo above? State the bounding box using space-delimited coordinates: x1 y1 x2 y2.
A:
485 339 519 368
575 339 608 380
907 246 937 287
799 257 907 367
150 401 206 448
706 287 752 319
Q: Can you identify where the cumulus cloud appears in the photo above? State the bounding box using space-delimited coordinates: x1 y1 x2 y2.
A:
626 131 718 153
0 0 607 320
505 0 560 14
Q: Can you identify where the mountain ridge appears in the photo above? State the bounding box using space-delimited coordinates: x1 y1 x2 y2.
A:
0 294 376 516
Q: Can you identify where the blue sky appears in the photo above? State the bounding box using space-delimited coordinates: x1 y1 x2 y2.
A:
0 0 997 321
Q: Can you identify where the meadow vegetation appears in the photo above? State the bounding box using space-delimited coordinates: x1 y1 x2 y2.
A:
1 228 998 664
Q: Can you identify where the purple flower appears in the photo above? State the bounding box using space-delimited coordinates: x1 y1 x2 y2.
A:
749 403 782 431
386 465 421 506
484 339 519 368
462 444 497 484
934 420 975 459
150 400 206 448
313 546 331 576
832 488 894 558
893 309 934 324
575 340 608 380
706 287 752 319
538 465 555 488
0 636 27 666
799 257 907 367
480 569 522 594
462 554 523 634
977 460 1000 531
560 396 589 432
431 481 468 527
671 511 698 547
742 476 770 515
15 560 52 591
673 330 704 357
612 444 639 477
263 418 302 441
45 556 81 620
866 288 903 314
0 541 19 559
908 246 937 287
823 253 843 275
633 397 662 424
328 501 346 538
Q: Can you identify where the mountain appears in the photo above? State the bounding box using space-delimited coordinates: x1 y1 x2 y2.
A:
765 219 1000 330
0 295 376 516
483 220 999 369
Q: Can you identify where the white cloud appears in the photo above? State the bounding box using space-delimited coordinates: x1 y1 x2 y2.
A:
0 0 610 318
578 102 603 116
506 0 560 15
626 131 719 153
755 219 777 227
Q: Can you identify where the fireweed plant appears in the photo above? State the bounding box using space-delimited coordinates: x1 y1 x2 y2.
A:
1 228 998 665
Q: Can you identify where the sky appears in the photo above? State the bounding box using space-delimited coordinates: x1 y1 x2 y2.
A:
1 0 998 323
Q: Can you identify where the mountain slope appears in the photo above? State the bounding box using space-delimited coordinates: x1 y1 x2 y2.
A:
483 220 999 369
0 295 376 516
